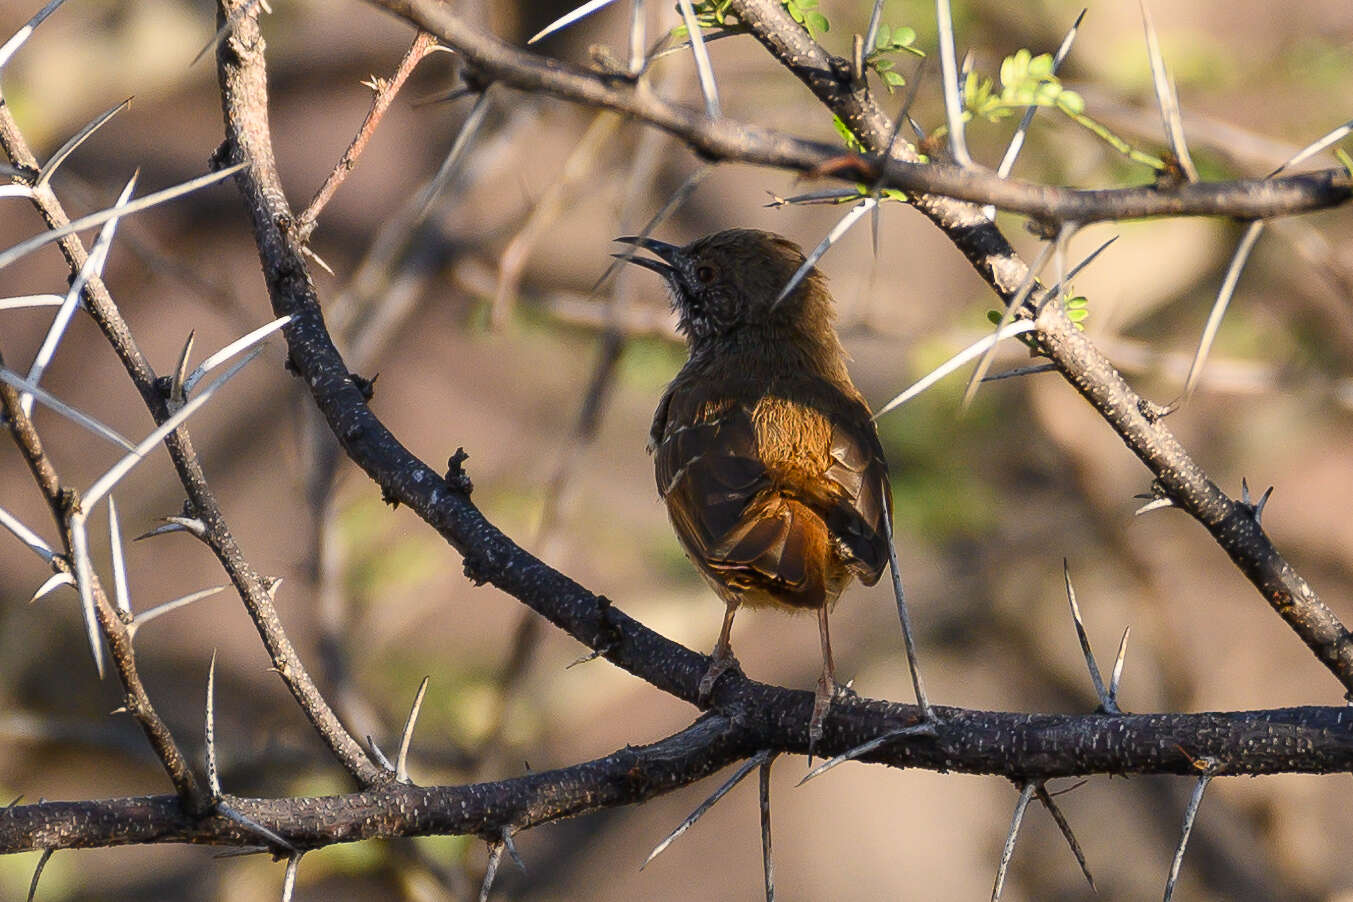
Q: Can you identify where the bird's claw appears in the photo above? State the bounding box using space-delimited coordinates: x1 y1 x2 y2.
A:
697 651 740 705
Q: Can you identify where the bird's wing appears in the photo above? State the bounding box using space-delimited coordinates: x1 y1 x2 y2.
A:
655 390 890 604
818 414 892 586
655 396 770 565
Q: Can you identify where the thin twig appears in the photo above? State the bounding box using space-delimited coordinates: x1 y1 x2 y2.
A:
296 30 438 241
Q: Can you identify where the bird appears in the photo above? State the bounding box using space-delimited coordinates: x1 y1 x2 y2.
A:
615 228 893 746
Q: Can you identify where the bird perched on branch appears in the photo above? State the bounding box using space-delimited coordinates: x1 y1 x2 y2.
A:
615 228 892 746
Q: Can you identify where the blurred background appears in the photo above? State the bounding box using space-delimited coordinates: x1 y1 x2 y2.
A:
1 0 1351 898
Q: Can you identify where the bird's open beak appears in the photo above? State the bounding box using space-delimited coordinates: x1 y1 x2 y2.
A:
612 235 680 277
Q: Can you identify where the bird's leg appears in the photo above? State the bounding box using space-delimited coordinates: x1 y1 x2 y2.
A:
810 604 839 749
698 601 740 703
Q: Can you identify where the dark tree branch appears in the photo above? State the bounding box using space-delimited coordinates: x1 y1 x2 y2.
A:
370 0 1350 225
5 703 1353 854
726 0 1353 696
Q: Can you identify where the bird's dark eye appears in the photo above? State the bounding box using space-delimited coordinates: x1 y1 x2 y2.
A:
696 265 716 284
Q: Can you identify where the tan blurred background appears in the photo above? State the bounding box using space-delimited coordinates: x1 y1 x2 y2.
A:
1 0 1352 899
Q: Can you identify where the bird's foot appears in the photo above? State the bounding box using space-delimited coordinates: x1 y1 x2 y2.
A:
809 674 849 752
697 650 739 705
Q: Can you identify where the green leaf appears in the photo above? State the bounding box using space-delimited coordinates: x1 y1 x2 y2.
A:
882 69 906 87
832 114 865 152
1027 52 1054 80
1056 90 1085 115
807 11 829 33
875 23 890 49
874 57 895 72
892 26 916 46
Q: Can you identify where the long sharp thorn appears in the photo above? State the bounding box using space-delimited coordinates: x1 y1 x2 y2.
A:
415 90 492 224
0 164 246 272
217 802 294 852
1109 626 1131 705
68 512 104 679
1034 784 1096 892
108 497 130 617
759 754 776 902
873 321 1036 420
1253 485 1274 525
773 199 876 308
527 0 621 45
0 0 69 70
396 676 430 783
1267 117 1353 178
0 504 57 562
502 829 527 873
28 572 74 604
22 172 138 416
1064 560 1113 711
478 841 504 902
1183 220 1264 400
982 363 1058 383
1164 773 1214 902
992 782 1037 901
206 650 220 796
995 9 1085 181
26 847 54 902
191 0 265 66
36 98 132 188
884 498 931 717
280 852 302 902
170 331 196 406
675 0 721 119
643 751 771 868
1134 496 1175 516
0 294 63 310
129 586 225 639
862 0 885 61
182 315 292 396
0 368 135 450
935 0 971 167
797 724 930 785
628 0 647 75
963 238 1061 409
83 348 261 510
1141 1 1197 181
593 164 709 293
368 736 394 771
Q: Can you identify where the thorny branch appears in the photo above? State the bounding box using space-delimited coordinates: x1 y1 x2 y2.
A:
4 0 1353 880
0 61 383 788
372 0 1353 694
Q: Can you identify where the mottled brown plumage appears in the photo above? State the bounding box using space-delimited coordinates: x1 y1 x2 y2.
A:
617 229 892 744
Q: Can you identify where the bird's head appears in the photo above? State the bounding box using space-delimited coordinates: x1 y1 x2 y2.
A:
615 229 832 349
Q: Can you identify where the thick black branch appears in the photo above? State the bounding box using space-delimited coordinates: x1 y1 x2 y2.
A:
371 0 1350 225
6 703 1353 853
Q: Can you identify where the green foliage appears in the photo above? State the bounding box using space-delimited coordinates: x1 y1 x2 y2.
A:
671 0 826 39
985 293 1088 349
783 0 829 36
934 48 1164 170
1337 147 1353 177
867 23 924 92
671 0 736 39
832 114 866 153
